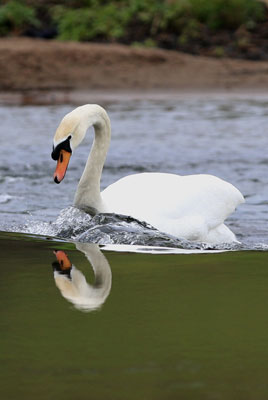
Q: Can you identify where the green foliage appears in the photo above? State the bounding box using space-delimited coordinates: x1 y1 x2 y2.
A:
131 38 157 48
178 18 202 46
0 0 39 36
0 0 266 59
52 0 266 42
212 46 225 57
0 0 266 39
52 1 130 41
187 0 266 30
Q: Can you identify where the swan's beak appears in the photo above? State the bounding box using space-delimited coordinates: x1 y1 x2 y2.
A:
53 149 71 184
53 250 72 271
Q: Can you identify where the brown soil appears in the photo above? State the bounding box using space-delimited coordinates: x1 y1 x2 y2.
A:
1 38 268 102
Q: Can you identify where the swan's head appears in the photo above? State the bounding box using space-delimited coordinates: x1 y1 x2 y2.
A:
51 104 110 184
51 108 84 184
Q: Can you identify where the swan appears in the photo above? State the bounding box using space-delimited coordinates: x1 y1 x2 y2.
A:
51 104 244 244
53 243 112 311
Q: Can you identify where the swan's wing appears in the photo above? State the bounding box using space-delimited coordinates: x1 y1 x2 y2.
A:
102 172 244 231
168 174 245 230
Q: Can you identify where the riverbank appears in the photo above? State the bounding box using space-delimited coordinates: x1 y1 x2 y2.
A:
1 38 268 103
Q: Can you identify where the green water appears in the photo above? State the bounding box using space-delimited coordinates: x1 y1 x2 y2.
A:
0 231 268 400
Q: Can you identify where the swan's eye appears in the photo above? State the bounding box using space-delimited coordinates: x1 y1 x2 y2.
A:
51 136 72 161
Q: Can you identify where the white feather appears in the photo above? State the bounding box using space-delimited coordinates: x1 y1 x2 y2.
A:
102 172 244 243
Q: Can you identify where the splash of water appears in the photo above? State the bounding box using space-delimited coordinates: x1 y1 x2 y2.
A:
8 206 266 251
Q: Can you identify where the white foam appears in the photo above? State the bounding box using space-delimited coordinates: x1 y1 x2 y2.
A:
101 244 225 254
0 194 15 203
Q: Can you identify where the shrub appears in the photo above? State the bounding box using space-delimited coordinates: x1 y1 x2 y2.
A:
0 0 39 36
52 2 130 41
0 0 267 60
51 0 266 43
188 0 266 30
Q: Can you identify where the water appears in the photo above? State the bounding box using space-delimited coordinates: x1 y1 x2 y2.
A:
1 231 268 400
0 93 267 247
0 93 267 398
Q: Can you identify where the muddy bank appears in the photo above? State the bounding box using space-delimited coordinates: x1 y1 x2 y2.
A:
1 38 268 103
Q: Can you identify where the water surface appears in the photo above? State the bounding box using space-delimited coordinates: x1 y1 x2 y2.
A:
1 232 268 400
0 93 267 399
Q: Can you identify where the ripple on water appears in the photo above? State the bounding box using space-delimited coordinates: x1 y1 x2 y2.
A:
11 206 267 252
0 194 23 204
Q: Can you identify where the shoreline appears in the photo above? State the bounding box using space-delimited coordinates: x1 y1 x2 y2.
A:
1 38 268 104
1 88 268 106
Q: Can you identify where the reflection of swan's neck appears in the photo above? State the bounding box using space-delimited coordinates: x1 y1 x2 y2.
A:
76 242 112 302
54 243 112 312
74 108 111 212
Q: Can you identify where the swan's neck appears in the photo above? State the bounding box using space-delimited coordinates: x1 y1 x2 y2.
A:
73 110 110 213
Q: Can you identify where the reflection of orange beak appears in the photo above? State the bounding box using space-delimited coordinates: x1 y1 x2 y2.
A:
53 250 72 271
53 149 71 184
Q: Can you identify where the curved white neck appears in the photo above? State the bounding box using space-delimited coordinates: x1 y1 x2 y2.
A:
73 107 111 213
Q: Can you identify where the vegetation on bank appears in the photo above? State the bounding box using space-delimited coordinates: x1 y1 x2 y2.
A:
0 0 268 59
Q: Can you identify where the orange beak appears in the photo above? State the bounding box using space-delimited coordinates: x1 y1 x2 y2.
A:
53 250 72 271
53 149 71 184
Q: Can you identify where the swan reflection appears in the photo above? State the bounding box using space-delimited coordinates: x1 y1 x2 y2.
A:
52 243 112 312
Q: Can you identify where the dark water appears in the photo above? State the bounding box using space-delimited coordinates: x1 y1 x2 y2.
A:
0 93 267 248
1 231 268 400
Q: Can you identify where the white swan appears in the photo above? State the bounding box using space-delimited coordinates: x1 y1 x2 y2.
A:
51 104 244 244
53 243 112 312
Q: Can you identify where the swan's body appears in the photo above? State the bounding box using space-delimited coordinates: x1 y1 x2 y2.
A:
52 104 244 244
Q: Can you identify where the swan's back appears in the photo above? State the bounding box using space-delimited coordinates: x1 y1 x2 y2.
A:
102 172 244 242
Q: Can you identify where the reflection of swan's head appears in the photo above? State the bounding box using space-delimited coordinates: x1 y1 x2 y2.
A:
52 250 72 279
51 105 110 184
52 243 112 312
